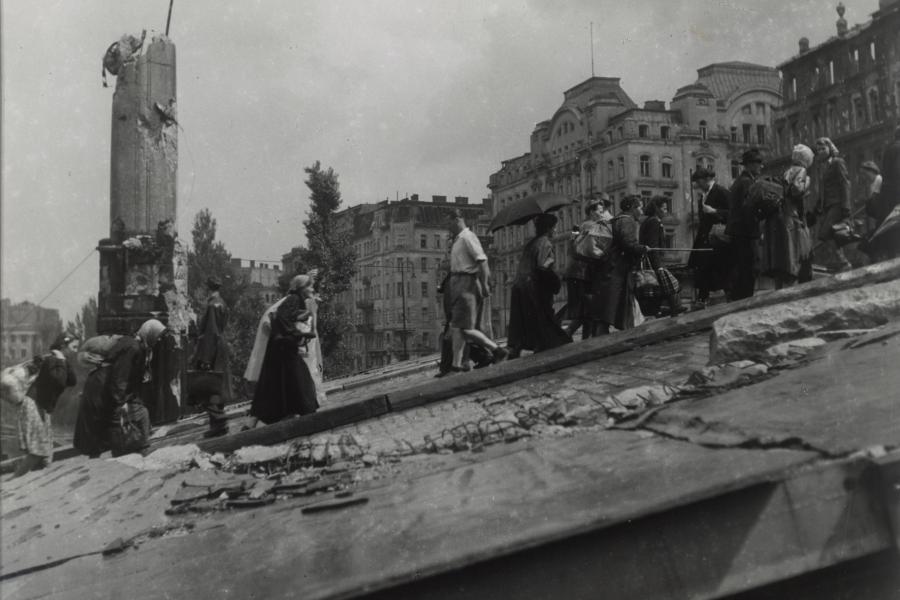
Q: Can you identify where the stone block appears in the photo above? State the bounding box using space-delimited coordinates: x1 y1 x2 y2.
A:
710 279 900 363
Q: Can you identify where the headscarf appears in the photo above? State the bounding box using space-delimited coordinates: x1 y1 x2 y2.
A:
136 319 166 349
51 332 77 351
791 144 814 169
815 137 840 158
289 274 311 293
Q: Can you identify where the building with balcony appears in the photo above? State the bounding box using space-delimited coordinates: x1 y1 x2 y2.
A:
230 258 282 304
333 195 492 372
488 64 782 336
772 0 899 188
1 299 61 366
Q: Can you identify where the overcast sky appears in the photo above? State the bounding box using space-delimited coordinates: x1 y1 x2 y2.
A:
1 0 859 324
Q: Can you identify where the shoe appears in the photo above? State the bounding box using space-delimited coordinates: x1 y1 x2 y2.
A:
492 347 510 364
435 366 468 378
203 426 229 439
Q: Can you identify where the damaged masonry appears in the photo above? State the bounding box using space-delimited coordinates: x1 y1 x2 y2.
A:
3 259 900 599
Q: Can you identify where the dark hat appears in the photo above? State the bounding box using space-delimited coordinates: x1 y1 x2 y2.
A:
860 160 880 175
51 332 76 351
692 167 715 181
740 148 764 165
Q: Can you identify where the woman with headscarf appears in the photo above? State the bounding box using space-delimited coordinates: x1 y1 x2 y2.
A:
73 319 166 457
1 333 79 476
250 275 319 425
759 143 814 288
506 213 572 358
813 137 853 272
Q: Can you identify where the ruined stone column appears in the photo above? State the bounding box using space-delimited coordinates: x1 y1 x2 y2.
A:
98 34 188 424
110 36 177 238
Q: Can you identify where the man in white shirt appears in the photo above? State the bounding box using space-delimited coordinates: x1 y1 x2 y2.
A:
443 209 508 374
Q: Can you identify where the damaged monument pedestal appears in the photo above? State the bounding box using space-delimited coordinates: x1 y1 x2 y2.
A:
96 34 189 425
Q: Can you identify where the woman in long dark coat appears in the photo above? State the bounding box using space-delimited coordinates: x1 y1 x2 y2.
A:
250 275 319 424
589 196 649 334
506 213 572 357
687 168 732 305
191 276 232 437
813 137 853 272
74 320 164 457
639 197 684 317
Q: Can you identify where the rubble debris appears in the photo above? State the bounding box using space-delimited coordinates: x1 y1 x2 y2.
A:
765 337 827 358
112 444 208 471
710 279 900 363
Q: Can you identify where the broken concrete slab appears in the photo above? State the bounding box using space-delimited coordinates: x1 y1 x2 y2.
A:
710 278 900 363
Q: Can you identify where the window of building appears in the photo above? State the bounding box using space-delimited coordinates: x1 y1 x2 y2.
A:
755 102 766 116
852 94 866 128
639 155 651 177
420 234 427 249
638 124 649 138
661 158 673 178
828 60 835 85
743 124 752 143
406 281 411 297
606 131 613 145
420 257 427 272
731 160 740 179
730 126 738 142
421 281 428 297
699 120 707 140
660 126 670 140
396 282 403 296
422 332 430 348
607 160 614 182
756 125 766 145
791 78 797 99
434 234 441 249
617 126 624 140
870 41 876 62
869 87 880 121
617 156 625 180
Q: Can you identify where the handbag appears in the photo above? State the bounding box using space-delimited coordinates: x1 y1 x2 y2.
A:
708 223 731 248
185 369 224 401
655 267 681 296
631 256 660 300
109 412 146 457
831 220 862 247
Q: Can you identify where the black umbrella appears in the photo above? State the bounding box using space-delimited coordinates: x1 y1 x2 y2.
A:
488 191 575 232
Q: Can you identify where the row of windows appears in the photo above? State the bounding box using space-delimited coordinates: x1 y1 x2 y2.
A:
784 40 880 100
358 233 448 257
605 125 672 145
354 331 436 353
777 83 897 155
355 280 433 301
606 155 675 180
354 307 436 328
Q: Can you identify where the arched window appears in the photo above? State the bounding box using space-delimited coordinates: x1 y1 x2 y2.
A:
699 120 708 140
639 155 651 177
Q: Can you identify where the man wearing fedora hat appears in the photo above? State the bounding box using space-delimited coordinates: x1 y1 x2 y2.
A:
725 148 765 300
190 276 231 437
689 167 732 307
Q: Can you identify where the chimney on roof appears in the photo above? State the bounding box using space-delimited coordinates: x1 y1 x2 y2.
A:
836 2 848 36
433 195 447 203
799 37 810 54
643 100 666 111
454 196 469 205
411 193 419 202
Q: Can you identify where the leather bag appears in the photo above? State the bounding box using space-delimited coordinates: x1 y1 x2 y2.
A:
631 256 660 300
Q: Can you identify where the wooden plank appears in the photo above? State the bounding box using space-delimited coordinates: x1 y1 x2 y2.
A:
195 395 390 454
389 258 900 411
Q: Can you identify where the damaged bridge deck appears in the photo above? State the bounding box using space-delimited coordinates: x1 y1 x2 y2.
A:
2 261 900 599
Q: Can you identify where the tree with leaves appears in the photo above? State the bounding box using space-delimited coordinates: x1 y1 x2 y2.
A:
66 297 98 341
187 208 265 398
283 161 358 377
